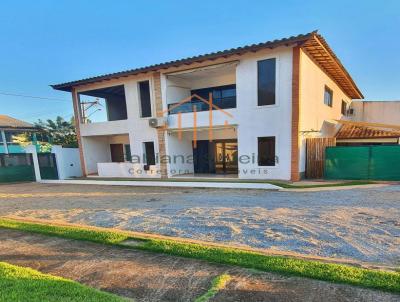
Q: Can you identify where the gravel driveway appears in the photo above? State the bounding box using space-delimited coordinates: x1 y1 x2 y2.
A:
0 183 399 266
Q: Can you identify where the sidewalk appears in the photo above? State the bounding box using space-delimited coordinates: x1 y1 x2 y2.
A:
0 228 397 302
40 179 282 190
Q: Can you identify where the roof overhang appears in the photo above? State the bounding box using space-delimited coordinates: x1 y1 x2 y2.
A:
51 32 317 92
301 34 363 99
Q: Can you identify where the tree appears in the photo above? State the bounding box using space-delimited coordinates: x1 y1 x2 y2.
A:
35 116 78 148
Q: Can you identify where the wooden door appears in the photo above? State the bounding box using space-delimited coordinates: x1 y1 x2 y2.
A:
110 144 125 162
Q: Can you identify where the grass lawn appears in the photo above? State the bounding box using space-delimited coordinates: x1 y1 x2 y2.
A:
0 218 399 293
0 262 125 302
77 177 375 189
194 274 231 302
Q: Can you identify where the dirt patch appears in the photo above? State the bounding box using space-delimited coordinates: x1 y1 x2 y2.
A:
211 274 399 302
0 228 398 302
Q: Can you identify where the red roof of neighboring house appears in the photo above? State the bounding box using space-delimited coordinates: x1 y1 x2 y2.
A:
335 120 400 139
0 115 36 130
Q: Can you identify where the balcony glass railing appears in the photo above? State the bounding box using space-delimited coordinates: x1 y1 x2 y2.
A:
168 84 236 114
168 96 236 114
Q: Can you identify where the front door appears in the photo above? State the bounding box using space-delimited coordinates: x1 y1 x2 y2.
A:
110 144 125 162
215 140 238 174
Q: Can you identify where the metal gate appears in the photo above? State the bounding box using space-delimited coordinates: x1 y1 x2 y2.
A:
38 153 59 180
0 153 36 182
325 145 400 180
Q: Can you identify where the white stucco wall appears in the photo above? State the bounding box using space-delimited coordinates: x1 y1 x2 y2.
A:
75 76 161 177
166 132 194 176
51 146 82 179
298 49 351 174
81 136 111 174
350 101 400 125
161 48 293 180
235 48 293 180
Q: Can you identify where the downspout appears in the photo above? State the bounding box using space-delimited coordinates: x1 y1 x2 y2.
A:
1 130 8 154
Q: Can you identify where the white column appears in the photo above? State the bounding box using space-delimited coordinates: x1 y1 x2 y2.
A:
51 145 63 179
25 145 41 181
1 130 8 154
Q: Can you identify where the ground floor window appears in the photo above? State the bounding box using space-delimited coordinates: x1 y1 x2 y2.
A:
258 136 276 166
124 144 132 162
143 142 156 166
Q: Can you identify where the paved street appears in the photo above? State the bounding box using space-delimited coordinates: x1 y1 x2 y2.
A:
0 182 399 266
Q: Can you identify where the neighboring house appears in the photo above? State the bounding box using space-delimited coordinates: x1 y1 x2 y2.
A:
349 100 400 125
0 115 83 182
51 31 363 181
0 115 38 153
321 101 400 146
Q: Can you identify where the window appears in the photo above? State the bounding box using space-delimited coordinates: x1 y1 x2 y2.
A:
143 142 156 165
258 137 276 166
324 86 333 107
124 144 132 162
5 131 20 143
257 58 276 106
341 100 347 115
138 81 152 118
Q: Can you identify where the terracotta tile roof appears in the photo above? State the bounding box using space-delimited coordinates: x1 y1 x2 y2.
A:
336 121 400 139
0 115 36 130
51 31 363 99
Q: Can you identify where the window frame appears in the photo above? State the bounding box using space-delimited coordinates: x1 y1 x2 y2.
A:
324 86 333 107
257 58 277 107
257 136 276 167
341 100 348 115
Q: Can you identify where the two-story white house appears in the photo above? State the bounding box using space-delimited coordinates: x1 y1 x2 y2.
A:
51 31 363 181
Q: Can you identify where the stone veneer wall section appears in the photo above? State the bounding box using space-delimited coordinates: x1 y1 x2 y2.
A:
291 46 301 181
153 72 168 178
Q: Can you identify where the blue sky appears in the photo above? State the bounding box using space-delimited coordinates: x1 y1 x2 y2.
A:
0 0 399 123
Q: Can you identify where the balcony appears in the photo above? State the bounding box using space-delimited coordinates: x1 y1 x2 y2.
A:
165 61 237 115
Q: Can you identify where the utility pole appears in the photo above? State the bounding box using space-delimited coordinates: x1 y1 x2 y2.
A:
80 98 102 123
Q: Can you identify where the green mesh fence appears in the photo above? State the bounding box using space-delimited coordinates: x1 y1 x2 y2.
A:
0 154 36 182
325 145 400 180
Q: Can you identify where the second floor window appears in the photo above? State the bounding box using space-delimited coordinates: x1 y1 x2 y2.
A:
324 86 333 107
138 81 152 118
341 100 348 115
257 58 276 106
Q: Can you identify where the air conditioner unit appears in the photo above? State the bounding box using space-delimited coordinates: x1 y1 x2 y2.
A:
149 117 167 128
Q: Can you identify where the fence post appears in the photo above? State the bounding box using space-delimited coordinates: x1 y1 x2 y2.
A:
1 130 8 154
25 145 41 181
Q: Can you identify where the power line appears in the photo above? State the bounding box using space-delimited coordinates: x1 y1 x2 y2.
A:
0 91 70 102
